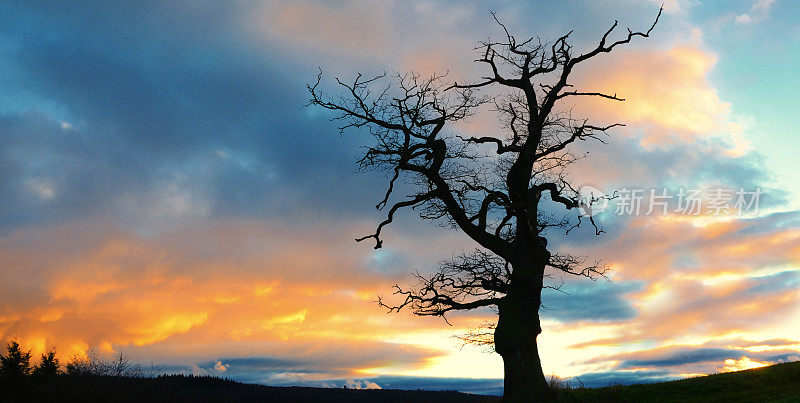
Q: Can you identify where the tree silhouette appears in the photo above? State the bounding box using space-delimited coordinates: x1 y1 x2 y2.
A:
0 340 32 379
32 349 61 378
65 349 111 376
310 8 661 401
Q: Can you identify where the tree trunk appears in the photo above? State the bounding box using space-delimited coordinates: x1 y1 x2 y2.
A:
495 259 550 402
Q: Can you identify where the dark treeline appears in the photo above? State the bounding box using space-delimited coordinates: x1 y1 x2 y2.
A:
0 339 146 380
0 340 494 402
0 339 155 402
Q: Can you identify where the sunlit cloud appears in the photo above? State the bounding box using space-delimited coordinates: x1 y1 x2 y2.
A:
574 44 751 156
0 220 470 380
0 0 798 393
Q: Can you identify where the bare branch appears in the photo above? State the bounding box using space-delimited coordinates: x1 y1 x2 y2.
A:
377 250 509 320
456 135 523 154
548 253 609 280
533 182 578 209
356 191 436 249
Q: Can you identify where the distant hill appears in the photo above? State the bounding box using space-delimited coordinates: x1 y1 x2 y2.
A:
2 361 798 402
558 360 800 402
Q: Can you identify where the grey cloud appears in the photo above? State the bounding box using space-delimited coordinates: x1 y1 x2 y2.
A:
617 348 745 368
568 370 676 387
541 279 642 322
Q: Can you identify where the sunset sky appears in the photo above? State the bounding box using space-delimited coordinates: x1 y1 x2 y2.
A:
1 0 799 394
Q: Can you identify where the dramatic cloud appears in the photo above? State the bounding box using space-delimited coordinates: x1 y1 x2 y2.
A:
1 0 798 392
0 220 486 382
572 44 750 155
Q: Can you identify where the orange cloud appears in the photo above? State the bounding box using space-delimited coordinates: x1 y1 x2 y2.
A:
571 44 750 155
0 220 468 377
554 210 800 362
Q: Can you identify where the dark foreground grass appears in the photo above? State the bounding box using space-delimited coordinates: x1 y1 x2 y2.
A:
2 361 798 402
555 361 800 402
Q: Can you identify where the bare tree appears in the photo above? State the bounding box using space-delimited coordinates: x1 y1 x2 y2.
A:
309 8 661 401
65 349 110 376
65 350 143 378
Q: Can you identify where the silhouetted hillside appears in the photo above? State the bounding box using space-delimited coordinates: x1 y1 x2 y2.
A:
0 373 498 402
2 361 799 402
557 360 800 402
